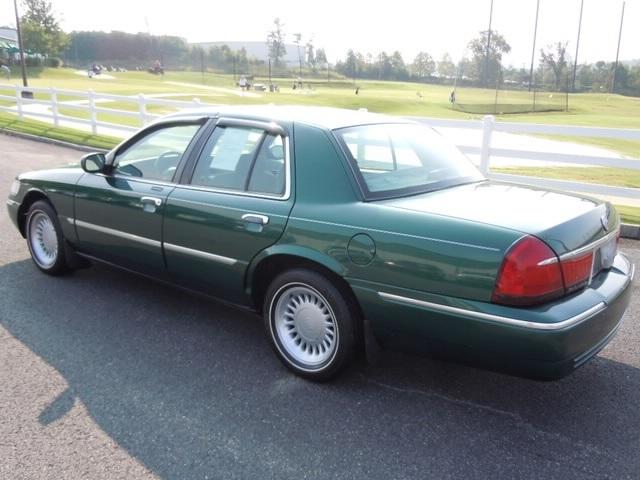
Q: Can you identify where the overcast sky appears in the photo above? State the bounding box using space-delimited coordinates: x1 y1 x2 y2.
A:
2 0 638 66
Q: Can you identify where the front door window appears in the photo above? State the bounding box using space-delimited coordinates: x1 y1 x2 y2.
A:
115 124 202 182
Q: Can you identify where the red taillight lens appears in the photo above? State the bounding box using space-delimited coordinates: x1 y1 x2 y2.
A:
492 236 565 306
560 251 593 293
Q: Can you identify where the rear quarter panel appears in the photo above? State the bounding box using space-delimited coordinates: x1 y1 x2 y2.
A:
277 123 523 302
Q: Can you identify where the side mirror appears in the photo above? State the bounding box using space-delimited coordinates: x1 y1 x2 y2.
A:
81 152 106 173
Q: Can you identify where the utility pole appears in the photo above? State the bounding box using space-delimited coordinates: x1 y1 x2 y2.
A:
294 33 303 79
571 0 584 92
233 55 237 83
611 1 625 94
13 0 28 89
483 0 494 88
528 0 540 91
200 49 205 83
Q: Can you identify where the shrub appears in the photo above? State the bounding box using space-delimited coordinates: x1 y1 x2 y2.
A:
44 57 63 68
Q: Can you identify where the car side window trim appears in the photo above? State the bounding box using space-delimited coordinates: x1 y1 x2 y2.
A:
217 117 286 137
108 118 209 164
242 133 269 191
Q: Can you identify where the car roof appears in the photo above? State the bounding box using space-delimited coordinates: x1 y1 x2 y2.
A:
162 105 411 130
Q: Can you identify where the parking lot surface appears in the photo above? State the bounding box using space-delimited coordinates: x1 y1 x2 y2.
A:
1 134 638 479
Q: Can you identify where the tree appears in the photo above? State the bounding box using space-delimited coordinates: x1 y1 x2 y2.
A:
306 40 315 70
467 30 511 86
375 51 391 80
345 49 358 80
411 52 435 78
540 42 569 91
267 18 286 67
390 51 408 80
20 0 68 57
316 48 327 66
457 57 473 79
437 53 456 78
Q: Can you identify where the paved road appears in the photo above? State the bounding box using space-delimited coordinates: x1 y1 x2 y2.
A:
0 133 638 480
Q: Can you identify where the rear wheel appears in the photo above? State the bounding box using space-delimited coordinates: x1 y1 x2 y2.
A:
264 269 357 381
25 200 71 275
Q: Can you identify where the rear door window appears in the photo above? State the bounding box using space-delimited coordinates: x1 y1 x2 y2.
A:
190 126 287 196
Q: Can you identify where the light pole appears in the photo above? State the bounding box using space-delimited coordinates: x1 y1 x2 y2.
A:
294 33 302 78
528 0 540 91
483 0 494 88
13 0 29 89
571 0 584 92
611 1 626 94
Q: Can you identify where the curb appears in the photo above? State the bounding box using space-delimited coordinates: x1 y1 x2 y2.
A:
0 129 109 153
621 223 640 240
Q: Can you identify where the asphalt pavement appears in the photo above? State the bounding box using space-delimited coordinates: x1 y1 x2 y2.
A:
0 133 638 480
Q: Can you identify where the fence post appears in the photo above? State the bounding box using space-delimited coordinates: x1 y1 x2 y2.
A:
479 115 495 175
138 93 147 126
51 87 59 127
15 85 23 120
88 89 97 135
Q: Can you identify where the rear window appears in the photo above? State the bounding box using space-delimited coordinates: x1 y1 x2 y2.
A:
335 123 484 199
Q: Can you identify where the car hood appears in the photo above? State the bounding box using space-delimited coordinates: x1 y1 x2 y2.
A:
18 164 84 182
378 181 616 256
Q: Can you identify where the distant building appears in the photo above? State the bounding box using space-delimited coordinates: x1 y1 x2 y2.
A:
0 28 18 64
194 41 302 66
0 27 18 51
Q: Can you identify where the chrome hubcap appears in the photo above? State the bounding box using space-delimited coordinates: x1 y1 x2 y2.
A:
273 284 338 367
28 211 58 268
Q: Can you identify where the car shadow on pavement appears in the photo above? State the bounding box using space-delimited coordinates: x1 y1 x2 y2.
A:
1 259 639 479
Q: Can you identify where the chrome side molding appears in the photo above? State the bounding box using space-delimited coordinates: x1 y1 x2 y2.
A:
75 219 161 248
163 242 237 265
377 291 607 331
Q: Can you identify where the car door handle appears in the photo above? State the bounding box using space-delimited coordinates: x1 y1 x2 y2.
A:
242 214 269 225
141 196 163 207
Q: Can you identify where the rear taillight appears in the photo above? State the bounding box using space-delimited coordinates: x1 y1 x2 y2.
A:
560 251 593 293
492 236 565 306
493 236 600 306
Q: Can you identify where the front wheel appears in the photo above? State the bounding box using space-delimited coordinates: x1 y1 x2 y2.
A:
264 269 358 381
25 200 71 275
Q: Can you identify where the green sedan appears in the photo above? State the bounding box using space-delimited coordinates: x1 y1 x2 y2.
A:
6 106 635 381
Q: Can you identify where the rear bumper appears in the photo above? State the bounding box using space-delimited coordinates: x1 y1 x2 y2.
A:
352 253 635 379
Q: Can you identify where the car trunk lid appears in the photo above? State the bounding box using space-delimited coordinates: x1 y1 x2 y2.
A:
379 181 619 258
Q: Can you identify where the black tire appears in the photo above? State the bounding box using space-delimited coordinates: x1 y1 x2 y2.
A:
263 268 358 381
25 200 72 275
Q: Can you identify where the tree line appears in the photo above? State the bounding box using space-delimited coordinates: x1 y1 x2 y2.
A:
333 31 640 96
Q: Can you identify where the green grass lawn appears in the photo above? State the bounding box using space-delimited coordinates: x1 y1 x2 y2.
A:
1 67 637 127
616 205 640 225
0 110 119 150
493 166 640 188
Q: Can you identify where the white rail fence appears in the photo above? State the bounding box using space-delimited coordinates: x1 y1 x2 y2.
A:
1 84 639 200
0 84 208 136
411 116 640 200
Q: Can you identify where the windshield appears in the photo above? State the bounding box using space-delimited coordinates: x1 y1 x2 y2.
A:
335 123 484 199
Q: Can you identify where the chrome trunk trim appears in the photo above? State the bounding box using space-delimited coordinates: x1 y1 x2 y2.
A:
559 228 620 261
